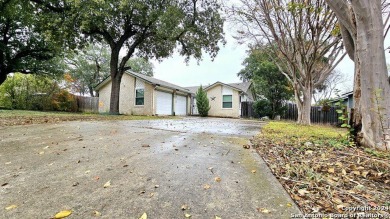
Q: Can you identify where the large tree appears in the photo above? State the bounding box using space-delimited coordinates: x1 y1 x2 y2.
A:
0 0 62 85
64 44 111 97
325 0 390 150
36 0 225 114
238 47 293 119
230 0 344 124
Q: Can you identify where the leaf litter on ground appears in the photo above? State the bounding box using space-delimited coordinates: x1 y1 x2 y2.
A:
252 121 390 216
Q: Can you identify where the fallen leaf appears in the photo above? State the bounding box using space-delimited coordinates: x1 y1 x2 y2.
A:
342 169 347 175
93 211 101 216
352 170 360 176
185 213 191 218
362 171 369 178
5 205 17 210
149 193 155 197
203 184 211 190
298 189 309 196
214 177 221 182
332 198 343 204
286 203 292 207
139 212 147 219
54 210 72 218
251 170 256 174
181 204 189 210
5 162 11 165
215 216 221 219
305 150 313 155
103 180 111 188
257 208 271 214
328 168 335 173
39 151 45 155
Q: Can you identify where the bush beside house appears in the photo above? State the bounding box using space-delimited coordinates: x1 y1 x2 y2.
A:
195 85 210 117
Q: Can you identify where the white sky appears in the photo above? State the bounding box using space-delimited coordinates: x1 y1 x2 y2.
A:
151 26 390 93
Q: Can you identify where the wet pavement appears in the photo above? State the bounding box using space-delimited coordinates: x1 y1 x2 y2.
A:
0 117 300 218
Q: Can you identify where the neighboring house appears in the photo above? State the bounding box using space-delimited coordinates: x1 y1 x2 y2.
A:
330 91 354 111
185 81 255 118
95 71 191 116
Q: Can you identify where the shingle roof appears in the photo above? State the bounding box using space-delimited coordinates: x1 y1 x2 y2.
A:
184 81 252 94
127 71 190 93
227 82 252 93
95 71 191 94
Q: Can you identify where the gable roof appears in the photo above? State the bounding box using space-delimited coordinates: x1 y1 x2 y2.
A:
95 71 191 94
184 81 252 94
228 82 252 93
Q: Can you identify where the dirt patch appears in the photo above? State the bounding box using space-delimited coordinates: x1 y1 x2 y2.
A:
252 121 390 217
0 110 175 126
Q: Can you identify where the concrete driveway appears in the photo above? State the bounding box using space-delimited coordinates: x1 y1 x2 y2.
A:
0 117 300 218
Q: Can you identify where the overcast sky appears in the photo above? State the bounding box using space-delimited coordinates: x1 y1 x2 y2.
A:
151 27 390 93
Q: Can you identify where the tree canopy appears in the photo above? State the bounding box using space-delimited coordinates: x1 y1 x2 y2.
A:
39 0 225 114
0 0 63 85
238 47 293 119
229 0 344 124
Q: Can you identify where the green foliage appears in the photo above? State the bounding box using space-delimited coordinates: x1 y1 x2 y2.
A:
0 0 65 85
64 44 111 96
0 73 77 112
51 90 77 112
127 57 154 77
238 47 293 119
253 99 272 118
261 121 348 148
39 0 225 113
195 86 210 117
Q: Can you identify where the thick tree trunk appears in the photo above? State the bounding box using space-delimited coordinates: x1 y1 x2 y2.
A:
353 1 390 150
297 89 312 125
294 83 312 125
109 48 121 115
109 74 122 115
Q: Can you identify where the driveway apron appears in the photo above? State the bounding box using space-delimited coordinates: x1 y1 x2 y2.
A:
0 117 300 218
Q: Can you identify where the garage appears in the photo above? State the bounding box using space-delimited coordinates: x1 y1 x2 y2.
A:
156 90 173 115
175 95 187 116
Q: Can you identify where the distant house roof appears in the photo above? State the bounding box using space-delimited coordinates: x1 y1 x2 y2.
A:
95 71 191 94
184 81 252 94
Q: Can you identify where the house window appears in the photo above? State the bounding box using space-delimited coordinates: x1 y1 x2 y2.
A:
223 95 232 108
135 89 144 105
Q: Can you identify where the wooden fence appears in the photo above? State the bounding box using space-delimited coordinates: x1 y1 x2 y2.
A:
241 101 259 118
282 103 341 124
75 96 99 113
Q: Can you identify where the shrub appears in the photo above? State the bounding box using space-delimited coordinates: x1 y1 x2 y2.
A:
195 85 210 117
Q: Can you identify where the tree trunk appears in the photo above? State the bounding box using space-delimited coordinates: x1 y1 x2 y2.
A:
297 89 312 125
109 74 121 115
353 1 390 150
109 48 121 115
0 70 7 85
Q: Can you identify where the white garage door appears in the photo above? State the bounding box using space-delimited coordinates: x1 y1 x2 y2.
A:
156 91 172 115
175 95 187 116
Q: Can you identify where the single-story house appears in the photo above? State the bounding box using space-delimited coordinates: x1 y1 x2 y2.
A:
95 71 192 116
185 81 255 118
330 91 354 111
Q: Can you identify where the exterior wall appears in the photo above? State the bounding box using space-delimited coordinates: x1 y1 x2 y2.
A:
206 85 240 118
98 82 111 113
98 74 154 115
